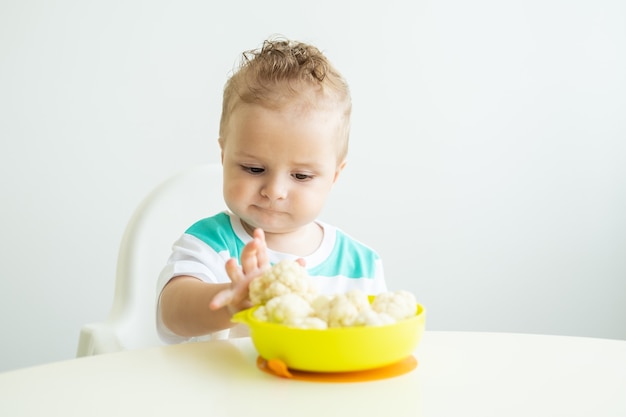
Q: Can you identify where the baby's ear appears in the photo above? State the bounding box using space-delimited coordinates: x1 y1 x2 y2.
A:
218 138 225 162
333 160 347 183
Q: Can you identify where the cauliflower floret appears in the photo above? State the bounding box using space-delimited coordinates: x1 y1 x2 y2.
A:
327 293 361 328
326 290 400 327
248 259 316 305
322 290 376 328
289 317 328 330
310 294 332 322
345 289 371 313
263 293 313 325
371 290 417 321
253 305 268 321
352 310 396 327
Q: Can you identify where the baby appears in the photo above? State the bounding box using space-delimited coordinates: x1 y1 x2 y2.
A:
157 37 387 343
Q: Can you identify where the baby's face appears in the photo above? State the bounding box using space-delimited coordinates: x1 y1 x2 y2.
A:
220 102 345 237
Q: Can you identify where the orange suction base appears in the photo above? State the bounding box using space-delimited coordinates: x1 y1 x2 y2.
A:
256 355 417 382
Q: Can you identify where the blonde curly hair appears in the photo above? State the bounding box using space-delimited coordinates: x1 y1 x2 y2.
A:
219 37 352 161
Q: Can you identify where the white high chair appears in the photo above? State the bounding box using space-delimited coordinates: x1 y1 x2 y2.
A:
76 163 226 356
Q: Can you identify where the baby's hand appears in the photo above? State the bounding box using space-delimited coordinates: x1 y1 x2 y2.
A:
209 228 270 313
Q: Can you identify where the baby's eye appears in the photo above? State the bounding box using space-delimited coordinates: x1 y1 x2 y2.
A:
243 166 264 175
293 173 313 181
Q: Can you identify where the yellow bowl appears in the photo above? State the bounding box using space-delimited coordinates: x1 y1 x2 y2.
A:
232 303 426 373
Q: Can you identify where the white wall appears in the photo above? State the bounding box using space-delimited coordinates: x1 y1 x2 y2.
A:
1 0 624 372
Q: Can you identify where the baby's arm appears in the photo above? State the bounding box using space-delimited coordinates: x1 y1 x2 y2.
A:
159 229 269 337
159 277 234 336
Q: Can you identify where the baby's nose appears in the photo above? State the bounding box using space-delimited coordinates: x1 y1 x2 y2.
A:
260 175 288 200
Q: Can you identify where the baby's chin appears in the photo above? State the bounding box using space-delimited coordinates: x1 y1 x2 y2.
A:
240 212 293 232
242 218 307 237
239 216 283 235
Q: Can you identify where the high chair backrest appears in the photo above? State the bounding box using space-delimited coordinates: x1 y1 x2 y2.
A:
76 163 225 356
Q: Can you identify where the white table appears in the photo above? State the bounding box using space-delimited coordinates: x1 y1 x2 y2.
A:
1 331 625 416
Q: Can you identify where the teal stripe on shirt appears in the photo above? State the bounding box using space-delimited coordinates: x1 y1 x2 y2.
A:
185 212 245 259
308 230 379 279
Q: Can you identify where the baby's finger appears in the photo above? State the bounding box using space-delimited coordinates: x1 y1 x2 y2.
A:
252 228 265 243
240 238 262 274
229 273 256 303
210 288 234 310
212 258 244 310
225 258 244 282
254 233 269 270
224 257 254 304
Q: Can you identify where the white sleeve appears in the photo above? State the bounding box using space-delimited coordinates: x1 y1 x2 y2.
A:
155 234 232 344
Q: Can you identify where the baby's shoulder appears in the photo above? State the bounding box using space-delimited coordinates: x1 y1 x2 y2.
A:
184 211 237 248
319 221 380 259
